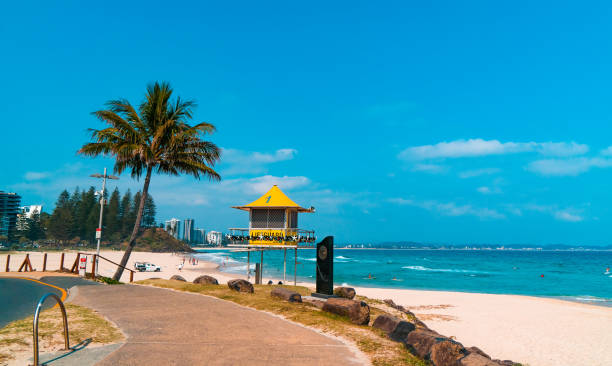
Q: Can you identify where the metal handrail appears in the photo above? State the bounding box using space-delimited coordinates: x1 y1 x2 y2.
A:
33 293 70 366
93 253 136 282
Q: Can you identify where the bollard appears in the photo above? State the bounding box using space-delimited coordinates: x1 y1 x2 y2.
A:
60 253 65 271
255 263 261 284
42 253 47 272
130 271 134 283
5 254 10 272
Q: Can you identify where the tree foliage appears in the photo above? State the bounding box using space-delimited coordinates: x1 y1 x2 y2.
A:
44 187 156 244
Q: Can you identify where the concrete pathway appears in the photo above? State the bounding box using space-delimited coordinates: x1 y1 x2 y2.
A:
70 285 367 366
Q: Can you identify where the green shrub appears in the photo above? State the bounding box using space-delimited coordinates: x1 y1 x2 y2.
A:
97 276 123 285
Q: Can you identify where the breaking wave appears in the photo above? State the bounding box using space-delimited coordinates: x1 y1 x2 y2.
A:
402 265 490 274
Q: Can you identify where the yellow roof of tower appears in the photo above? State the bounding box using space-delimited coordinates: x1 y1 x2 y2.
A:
232 185 314 212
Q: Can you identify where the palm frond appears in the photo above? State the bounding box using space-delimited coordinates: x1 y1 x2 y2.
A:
79 81 221 182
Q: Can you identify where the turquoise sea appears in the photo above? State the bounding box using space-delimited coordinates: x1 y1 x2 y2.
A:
194 249 612 306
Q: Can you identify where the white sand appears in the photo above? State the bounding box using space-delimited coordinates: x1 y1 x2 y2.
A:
4 250 612 366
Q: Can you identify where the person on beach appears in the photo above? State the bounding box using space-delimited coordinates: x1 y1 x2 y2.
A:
178 262 184 271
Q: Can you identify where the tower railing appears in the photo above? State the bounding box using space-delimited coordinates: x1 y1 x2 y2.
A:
227 227 316 245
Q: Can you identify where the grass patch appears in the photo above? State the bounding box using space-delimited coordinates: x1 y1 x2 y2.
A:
136 279 428 366
0 303 124 364
96 276 123 285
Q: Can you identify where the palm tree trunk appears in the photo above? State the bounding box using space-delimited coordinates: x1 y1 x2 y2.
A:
112 166 153 281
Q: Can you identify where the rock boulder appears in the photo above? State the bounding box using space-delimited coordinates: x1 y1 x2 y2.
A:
322 298 370 325
372 314 415 342
227 279 254 293
372 314 400 334
302 296 326 309
404 328 446 359
429 339 467 366
170 275 186 282
460 353 500 366
193 275 219 285
333 286 356 299
466 347 490 359
271 287 302 302
383 298 428 328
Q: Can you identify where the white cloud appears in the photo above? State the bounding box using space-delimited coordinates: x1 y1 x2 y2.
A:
477 186 491 194
399 139 528 160
391 198 584 223
458 168 501 179
398 139 588 161
389 198 505 219
503 205 523 216
538 142 589 157
554 210 583 222
526 157 612 176
234 175 310 194
476 186 501 195
600 146 612 156
523 203 551 213
520 204 585 222
223 148 297 163
221 148 298 175
388 198 414 205
250 149 297 163
411 164 447 174
24 171 49 181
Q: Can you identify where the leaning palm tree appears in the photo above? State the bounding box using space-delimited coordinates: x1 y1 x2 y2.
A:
79 82 221 280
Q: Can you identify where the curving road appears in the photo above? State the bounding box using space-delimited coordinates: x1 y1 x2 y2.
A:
71 284 368 366
0 276 99 328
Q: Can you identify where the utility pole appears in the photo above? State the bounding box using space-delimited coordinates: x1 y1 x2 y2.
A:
90 168 119 276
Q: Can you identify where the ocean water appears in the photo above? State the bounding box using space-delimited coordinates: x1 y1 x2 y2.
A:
194 249 612 306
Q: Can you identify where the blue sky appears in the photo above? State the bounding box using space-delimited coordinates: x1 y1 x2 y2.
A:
2 1 612 245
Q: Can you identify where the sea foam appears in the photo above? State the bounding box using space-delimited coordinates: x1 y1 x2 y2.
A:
402 265 489 274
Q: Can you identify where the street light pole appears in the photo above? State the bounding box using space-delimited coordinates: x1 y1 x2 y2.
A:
90 168 119 276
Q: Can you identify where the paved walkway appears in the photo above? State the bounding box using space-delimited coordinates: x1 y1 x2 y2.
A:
71 285 367 366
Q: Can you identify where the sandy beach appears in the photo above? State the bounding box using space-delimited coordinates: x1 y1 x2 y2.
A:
4 250 612 366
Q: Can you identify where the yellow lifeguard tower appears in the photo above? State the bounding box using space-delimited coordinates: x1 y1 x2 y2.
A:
230 185 315 246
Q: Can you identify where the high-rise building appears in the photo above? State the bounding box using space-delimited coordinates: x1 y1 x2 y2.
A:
20 205 43 219
194 228 206 245
17 205 43 231
183 218 194 243
0 191 22 241
206 231 223 246
164 218 181 239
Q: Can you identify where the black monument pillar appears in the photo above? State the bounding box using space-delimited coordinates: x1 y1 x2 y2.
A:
315 236 334 295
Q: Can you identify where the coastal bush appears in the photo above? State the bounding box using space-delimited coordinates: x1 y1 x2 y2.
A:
97 276 123 285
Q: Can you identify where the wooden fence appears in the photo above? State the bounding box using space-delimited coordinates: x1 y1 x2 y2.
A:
2 252 134 282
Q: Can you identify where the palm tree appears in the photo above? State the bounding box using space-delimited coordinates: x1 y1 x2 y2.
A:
79 82 221 280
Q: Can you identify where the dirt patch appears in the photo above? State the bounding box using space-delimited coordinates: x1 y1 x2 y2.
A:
415 313 458 322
